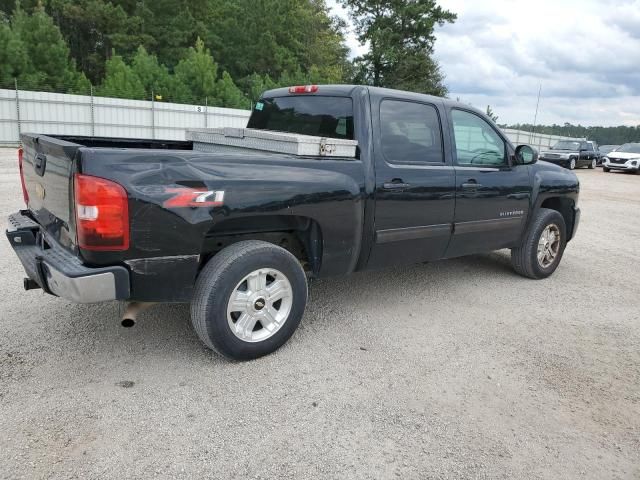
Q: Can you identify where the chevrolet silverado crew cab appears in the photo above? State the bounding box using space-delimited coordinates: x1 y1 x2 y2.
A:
539 140 598 170
6 85 580 360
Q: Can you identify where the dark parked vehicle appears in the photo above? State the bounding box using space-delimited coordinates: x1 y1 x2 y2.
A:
6 85 580 360
539 140 598 170
599 145 620 157
602 143 640 174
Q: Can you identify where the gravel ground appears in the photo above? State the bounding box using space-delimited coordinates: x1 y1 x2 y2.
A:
0 147 639 479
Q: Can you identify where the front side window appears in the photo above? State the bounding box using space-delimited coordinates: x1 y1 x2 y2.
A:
380 100 444 164
451 109 506 166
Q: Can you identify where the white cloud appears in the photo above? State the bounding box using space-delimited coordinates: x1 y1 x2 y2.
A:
328 0 640 126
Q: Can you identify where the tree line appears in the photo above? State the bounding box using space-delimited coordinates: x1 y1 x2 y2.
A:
0 0 456 108
505 123 640 147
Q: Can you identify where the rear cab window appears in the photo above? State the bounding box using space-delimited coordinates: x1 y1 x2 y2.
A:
247 96 354 140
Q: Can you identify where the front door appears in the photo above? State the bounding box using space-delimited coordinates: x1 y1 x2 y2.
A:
367 98 456 269
445 108 532 258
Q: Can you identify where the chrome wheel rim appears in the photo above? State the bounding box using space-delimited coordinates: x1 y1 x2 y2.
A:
570 159 576 169
227 268 293 343
537 224 561 269
592 159 596 168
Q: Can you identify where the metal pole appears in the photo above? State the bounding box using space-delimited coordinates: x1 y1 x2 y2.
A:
530 84 542 142
90 84 95 137
14 78 21 143
204 97 208 128
151 90 155 139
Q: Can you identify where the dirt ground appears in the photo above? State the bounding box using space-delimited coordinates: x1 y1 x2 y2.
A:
0 147 638 479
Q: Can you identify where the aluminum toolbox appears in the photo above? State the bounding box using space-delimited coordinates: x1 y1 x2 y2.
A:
187 127 358 158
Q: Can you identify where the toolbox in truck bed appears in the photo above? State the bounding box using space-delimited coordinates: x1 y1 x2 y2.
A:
187 127 358 157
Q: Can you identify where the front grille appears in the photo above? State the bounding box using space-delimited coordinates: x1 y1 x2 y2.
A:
609 158 626 164
544 154 561 159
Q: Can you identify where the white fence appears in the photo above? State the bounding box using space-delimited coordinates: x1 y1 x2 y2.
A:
503 128 585 152
1 88 584 152
0 88 251 145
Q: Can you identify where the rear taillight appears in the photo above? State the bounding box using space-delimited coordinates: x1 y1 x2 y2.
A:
288 85 319 94
74 173 129 251
18 147 29 205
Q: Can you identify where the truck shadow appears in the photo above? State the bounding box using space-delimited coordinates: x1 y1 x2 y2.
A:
59 251 515 362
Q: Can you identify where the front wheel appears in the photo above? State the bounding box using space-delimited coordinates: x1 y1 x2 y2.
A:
191 241 308 360
603 167 610 173
569 158 576 170
511 208 567 279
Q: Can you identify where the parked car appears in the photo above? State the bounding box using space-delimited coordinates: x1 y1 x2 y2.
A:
599 145 620 157
586 141 602 165
602 143 640 174
6 85 580 360
539 140 598 170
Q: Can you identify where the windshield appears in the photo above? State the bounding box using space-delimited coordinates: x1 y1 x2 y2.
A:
552 141 581 150
615 143 640 154
247 96 354 140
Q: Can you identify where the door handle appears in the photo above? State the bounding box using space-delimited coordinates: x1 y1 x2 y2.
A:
461 179 482 189
383 178 411 190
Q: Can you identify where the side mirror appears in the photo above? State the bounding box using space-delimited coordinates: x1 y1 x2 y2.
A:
515 144 538 165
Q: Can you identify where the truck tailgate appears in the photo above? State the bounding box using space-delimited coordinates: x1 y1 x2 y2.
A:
20 134 81 248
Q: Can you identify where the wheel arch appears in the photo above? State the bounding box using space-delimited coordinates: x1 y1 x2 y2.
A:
200 215 323 276
538 197 577 240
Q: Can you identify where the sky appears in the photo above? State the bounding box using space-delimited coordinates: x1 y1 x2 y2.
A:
327 0 640 127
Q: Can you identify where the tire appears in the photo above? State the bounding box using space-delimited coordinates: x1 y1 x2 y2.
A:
569 158 576 170
191 240 308 360
589 159 596 169
603 167 610 173
511 208 567 279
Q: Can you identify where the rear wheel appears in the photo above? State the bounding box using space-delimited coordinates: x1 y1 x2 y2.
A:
569 158 576 170
511 208 567 279
191 241 308 360
589 159 596 169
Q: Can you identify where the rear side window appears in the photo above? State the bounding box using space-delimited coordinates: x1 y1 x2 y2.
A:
247 96 354 140
380 100 444 164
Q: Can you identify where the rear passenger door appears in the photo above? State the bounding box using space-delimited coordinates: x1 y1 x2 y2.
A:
367 98 456 269
445 108 531 258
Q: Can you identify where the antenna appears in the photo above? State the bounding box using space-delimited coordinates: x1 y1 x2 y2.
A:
530 84 542 142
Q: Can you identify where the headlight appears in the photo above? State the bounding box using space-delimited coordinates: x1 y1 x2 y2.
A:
559 154 570 159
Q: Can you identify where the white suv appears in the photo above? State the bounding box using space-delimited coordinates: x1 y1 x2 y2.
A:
602 143 640 174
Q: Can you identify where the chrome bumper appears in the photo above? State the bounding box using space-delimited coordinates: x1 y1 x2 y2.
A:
6 211 130 303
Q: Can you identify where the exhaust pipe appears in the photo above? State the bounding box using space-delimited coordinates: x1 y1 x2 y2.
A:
121 302 155 327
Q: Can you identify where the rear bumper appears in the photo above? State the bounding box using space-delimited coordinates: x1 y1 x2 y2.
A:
6 211 130 303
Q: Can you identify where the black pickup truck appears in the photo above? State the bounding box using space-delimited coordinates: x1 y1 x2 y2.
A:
7 85 580 360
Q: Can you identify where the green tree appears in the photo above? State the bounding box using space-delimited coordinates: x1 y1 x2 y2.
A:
131 46 171 98
42 0 150 83
0 18 28 87
172 37 218 104
242 73 278 103
97 52 145 99
216 71 250 109
11 3 82 91
340 0 456 95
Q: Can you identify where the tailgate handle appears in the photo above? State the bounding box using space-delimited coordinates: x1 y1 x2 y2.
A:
34 154 47 176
